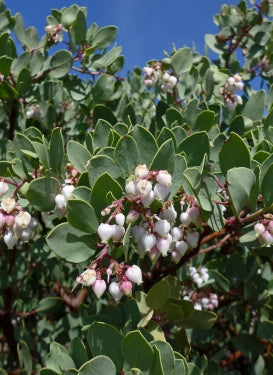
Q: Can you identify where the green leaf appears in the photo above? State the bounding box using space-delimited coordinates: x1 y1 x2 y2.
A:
26 177 59 211
204 69 214 100
180 309 217 330
46 222 95 263
90 173 123 217
87 322 123 372
74 9 86 42
67 141 91 173
151 341 175 374
114 135 139 177
67 199 99 234
219 132 250 175
49 128 64 177
121 331 154 371
227 167 256 216
150 346 164 375
88 155 120 188
17 67 31 96
130 125 158 167
171 47 192 75
36 297 64 315
93 74 115 102
93 104 117 126
61 4 79 28
243 90 265 121
150 139 175 173
169 155 186 198
92 26 118 49
146 279 170 310
261 163 273 207
78 356 116 375
194 110 215 131
178 131 210 167
92 119 112 150
18 341 32 375
69 337 88 369
49 50 73 79
0 55 12 76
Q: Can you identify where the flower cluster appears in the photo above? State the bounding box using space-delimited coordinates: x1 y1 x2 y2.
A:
55 184 75 219
254 220 273 246
143 64 177 93
189 266 209 287
183 287 218 311
221 74 244 112
75 262 142 301
0 182 37 249
45 23 63 43
64 163 79 185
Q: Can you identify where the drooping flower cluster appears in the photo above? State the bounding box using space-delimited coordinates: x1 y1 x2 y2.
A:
75 262 142 301
0 183 37 249
45 23 63 43
254 220 273 246
189 266 209 287
221 74 244 112
143 63 177 93
55 183 75 219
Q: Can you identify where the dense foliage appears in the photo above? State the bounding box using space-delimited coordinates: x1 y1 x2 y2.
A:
1 0 273 374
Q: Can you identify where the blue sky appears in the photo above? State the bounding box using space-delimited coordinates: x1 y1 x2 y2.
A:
6 0 238 73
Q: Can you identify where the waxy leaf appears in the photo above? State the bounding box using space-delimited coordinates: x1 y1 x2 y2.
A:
171 47 192 75
78 356 116 375
26 177 59 211
114 135 139 176
227 167 256 217
178 131 210 167
46 222 95 263
67 199 98 234
49 50 73 79
67 140 91 173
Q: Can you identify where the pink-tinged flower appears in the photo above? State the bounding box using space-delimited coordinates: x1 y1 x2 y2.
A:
120 280 132 296
259 231 273 246
171 227 183 241
126 265 143 285
135 164 149 179
180 211 191 225
5 215 14 227
97 223 113 243
92 279 106 298
156 237 171 257
77 269 97 286
186 231 199 248
109 282 123 301
175 240 188 255
254 223 265 236
141 190 155 207
62 184 75 200
162 205 177 222
1 198 16 214
0 212 6 228
156 170 172 187
131 225 146 243
15 211 31 229
126 210 139 223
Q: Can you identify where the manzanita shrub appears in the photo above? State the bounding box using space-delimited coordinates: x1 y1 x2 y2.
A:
2 0 273 374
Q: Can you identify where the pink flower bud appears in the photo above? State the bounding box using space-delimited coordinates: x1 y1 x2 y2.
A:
5 214 14 227
268 221 273 234
153 183 170 201
109 282 123 301
15 211 31 229
156 170 172 187
141 233 157 252
1 198 16 214
120 280 132 296
92 279 106 298
171 250 182 264
0 181 9 197
111 224 125 242
260 231 273 246
186 231 199 248
154 220 170 237
135 164 149 179
97 223 113 243
126 210 139 223
115 213 125 226
126 265 142 285
77 269 97 286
